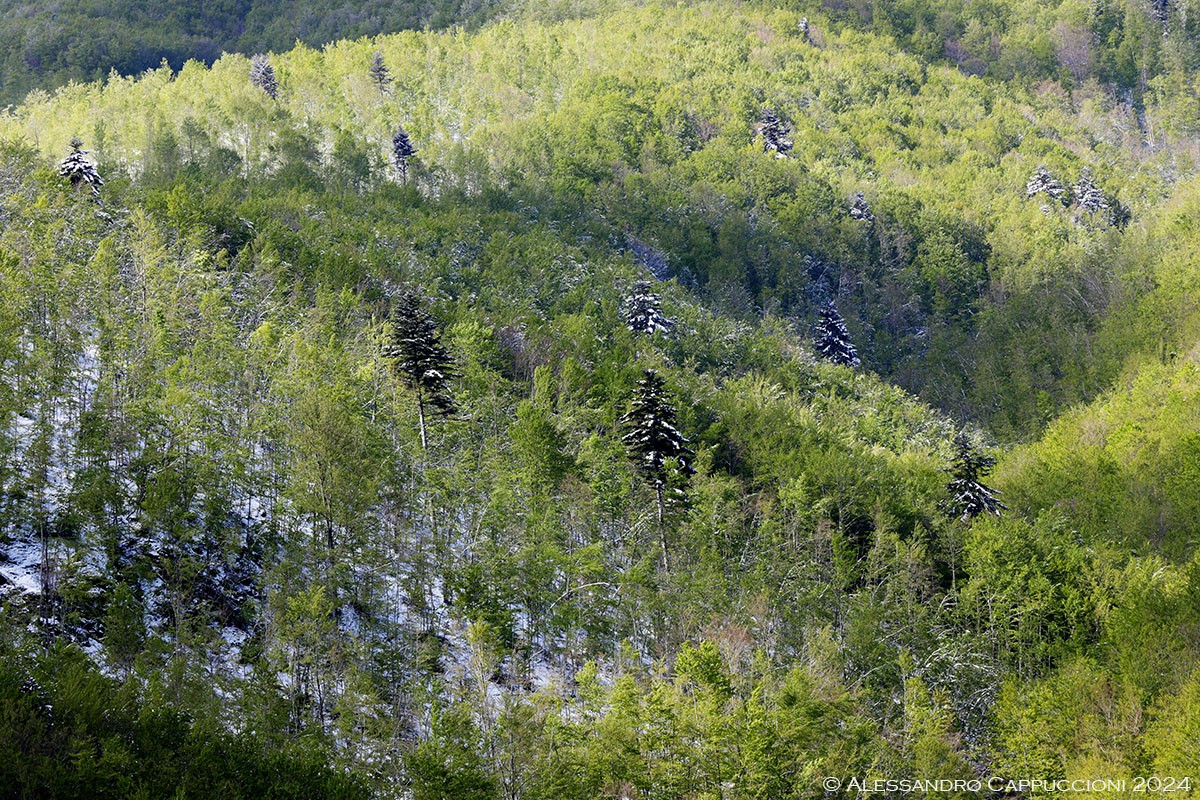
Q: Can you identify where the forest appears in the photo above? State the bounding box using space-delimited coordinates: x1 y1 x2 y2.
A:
2 0 1200 797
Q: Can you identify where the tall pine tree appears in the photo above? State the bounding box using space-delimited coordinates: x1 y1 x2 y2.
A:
621 370 694 570
814 302 860 367
385 289 456 451
943 432 1006 521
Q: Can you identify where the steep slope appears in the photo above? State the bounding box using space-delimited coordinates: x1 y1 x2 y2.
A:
1 1 1200 796
3 1 1189 436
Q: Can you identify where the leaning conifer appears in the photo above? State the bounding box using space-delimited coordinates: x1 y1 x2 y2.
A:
250 54 279 99
385 288 456 451
58 137 103 200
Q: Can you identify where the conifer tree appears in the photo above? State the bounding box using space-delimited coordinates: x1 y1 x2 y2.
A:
250 54 279 99
385 288 456 451
1073 169 1109 214
1025 165 1066 204
849 191 874 222
392 125 417 181
622 280 673 335
760 109 793 157
621 370 694 570
369 51 391 94
58 137 103 200
943 432 1006 521
814 302 860 367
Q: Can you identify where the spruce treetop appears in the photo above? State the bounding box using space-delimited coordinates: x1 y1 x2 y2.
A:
760 108 793 157
1026 165 1066 204
369 51 392 94
943 432 1006 521
250 54 279 99
1074 169 1109 214
621 370 695 489
385 288 456 418
58 137 103 199
849 191 874 222
392 125 417 180
814 302 860 367
622 280 673 336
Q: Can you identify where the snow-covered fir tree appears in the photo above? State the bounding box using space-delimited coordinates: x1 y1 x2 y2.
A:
385 288 456 451
760 108 793 157
622 280 673 335
943 432 1006 521
392 125 417 181
368 51 391 94
249 54 278 99
58 137 103 200
1073 169 1109 214
849 191 874 222
1025 165 1066 203
814 302 860 367
622 370 695 567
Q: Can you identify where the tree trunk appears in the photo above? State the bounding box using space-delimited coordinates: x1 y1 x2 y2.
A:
416 390 428 452
656 483 670 572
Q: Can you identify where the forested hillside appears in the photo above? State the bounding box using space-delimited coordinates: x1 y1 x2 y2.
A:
2 1 1200 797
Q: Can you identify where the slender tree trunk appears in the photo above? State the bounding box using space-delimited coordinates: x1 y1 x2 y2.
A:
416 390 427 452
656 483 670 572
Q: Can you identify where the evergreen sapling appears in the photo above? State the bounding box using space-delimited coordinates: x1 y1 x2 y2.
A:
369 50 392 94
392 125 417 181
849 191 874 222
1025 165 1067 205
1073 169 1109 215
760 108 793 157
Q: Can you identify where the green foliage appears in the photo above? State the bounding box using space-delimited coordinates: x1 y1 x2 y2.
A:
2 0 1200 793
0 643 370 799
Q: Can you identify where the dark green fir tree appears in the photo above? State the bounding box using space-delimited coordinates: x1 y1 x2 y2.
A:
943 432 1006 521
622 370 694 569
250 54 278 99
393 125 417 181
58 137 103 199
814 302 860 367
385 288 456 451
